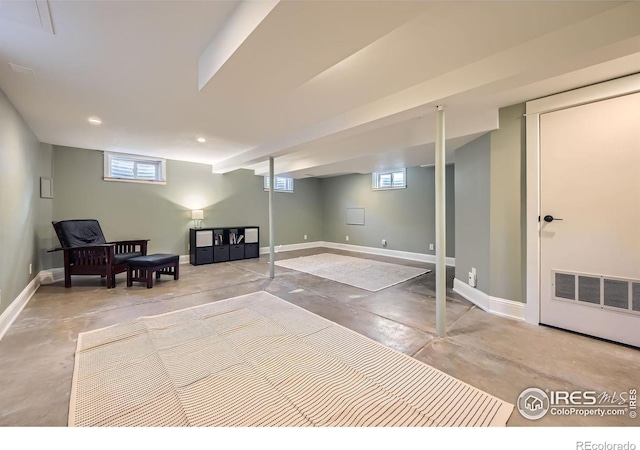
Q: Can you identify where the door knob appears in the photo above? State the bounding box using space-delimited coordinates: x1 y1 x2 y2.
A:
543 215 563 223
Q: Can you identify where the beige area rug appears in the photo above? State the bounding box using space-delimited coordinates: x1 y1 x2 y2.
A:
274 253 430 291
69 291 513 427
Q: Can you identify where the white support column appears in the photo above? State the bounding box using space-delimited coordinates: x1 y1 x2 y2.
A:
269 156 275 279
435 105 446 338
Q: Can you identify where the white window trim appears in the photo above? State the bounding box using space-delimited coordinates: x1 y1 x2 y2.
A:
372 168 407 190
103 152 166 185
264 175 294 193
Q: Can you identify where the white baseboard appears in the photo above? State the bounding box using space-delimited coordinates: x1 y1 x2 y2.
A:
260 241 455 266
319 241 455 267
39 268 65 284
0 271 57 342
179 254 190 264
453 278 525 322
260 241 323 255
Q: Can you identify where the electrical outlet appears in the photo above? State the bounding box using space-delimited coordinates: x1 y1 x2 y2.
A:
29 263 32 275
381 239 387 247
304 234 307 240
468 268 477 287
345 236 349 242
429 244 434 251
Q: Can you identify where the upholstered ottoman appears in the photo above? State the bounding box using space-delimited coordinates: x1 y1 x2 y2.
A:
126 254 179 288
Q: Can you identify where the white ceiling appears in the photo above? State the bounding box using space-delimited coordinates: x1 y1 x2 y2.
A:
1 1 639 178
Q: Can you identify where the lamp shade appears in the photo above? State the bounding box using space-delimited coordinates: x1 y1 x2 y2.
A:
191 209 204 220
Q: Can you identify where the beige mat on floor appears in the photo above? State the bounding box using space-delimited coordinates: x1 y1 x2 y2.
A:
275 253 430 291
69 291 513 427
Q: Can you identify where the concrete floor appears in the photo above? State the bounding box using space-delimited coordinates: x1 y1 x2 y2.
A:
0 248 638 427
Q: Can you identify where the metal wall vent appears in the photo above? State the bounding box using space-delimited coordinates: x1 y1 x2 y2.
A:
633 283 640 312
578 276 600 305
552 270 640 316
604 279 628 309
555 273 575 300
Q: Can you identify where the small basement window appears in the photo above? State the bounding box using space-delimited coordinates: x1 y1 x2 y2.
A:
372 168 406 190
264 175 294 193
104 152 166 184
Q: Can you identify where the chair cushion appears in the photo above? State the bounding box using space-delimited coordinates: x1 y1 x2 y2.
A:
53 220 106 248
127 254 179 267
114 252 143 265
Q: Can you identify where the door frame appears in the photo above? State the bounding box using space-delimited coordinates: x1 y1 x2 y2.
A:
525 73 640 325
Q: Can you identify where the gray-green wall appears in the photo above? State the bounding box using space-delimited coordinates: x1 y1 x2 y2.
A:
52 146 322 258
53 146 456 266
489 104 526 303
0 90 54 316
320 166 455 257
454 104 526 302
455 134 491 292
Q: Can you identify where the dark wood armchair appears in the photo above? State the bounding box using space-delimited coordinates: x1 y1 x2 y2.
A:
51 219 149 288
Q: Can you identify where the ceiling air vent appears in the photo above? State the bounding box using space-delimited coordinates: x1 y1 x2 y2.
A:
9 63 36 77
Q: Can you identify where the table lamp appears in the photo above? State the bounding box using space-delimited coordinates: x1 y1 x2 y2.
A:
191 209 204 228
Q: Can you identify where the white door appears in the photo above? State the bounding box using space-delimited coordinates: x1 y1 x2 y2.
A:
540 92 640 348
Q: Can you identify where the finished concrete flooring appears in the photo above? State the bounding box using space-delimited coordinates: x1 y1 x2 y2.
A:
0 248 638 427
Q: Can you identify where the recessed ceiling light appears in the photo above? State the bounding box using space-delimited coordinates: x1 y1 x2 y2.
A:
196 137 206 143
9 63 36 77
88 117 102 125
